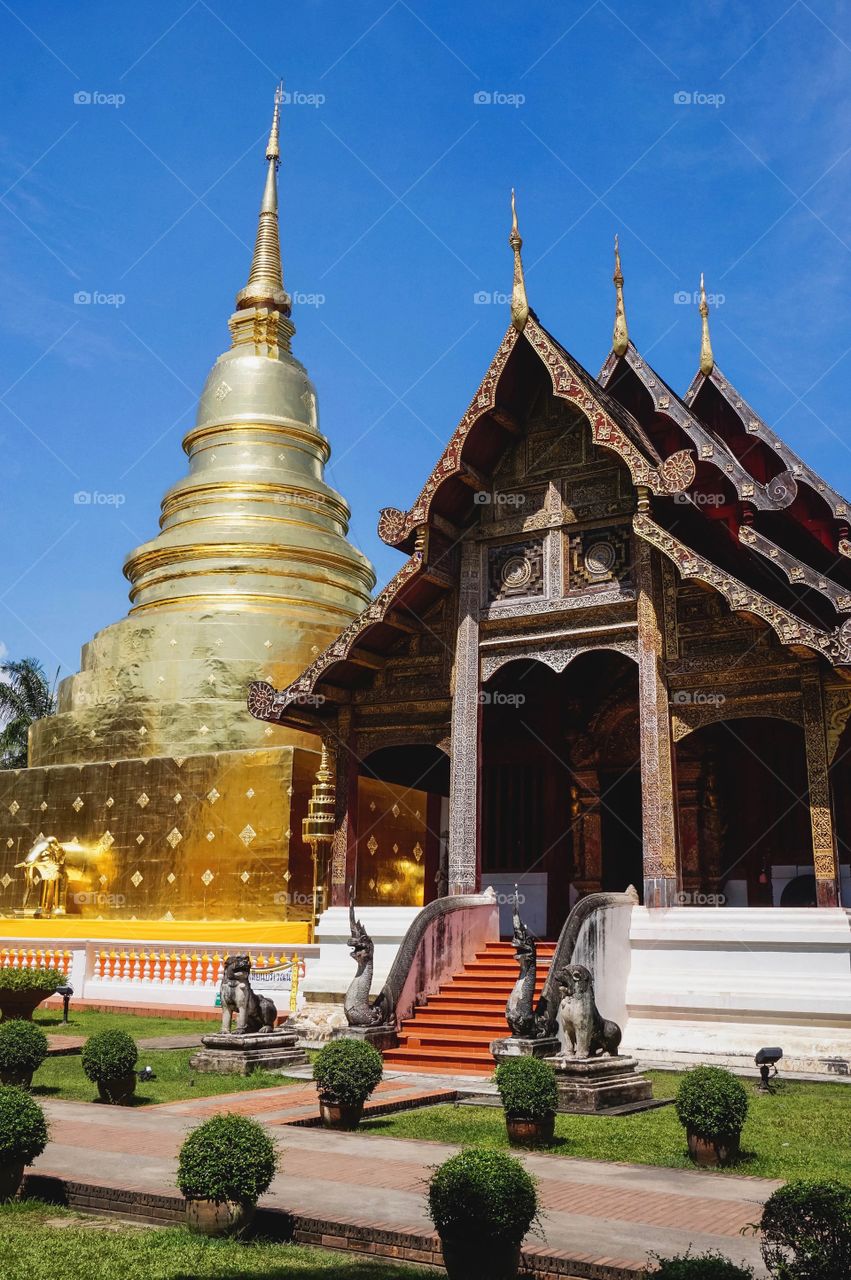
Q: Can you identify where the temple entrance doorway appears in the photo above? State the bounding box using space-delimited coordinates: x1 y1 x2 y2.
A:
675 718 811 906
480 651 640 938
355 745 449 909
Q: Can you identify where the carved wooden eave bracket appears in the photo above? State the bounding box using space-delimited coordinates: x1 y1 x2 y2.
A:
738 524 851 615
634 511 851 668
685 366 851 525
247 553 425 724
379 318 695 552
600 344 797 512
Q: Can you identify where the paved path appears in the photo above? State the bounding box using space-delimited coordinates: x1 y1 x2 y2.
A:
29 1092 776 1275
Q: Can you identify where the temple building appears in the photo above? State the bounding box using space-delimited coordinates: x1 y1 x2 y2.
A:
250 214 851 935
0 89 375 942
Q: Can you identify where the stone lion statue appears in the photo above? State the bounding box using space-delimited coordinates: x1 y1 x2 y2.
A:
220 954 277 1035
555 963 621 1059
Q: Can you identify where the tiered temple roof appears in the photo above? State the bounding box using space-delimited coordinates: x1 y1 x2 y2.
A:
249 211 851 731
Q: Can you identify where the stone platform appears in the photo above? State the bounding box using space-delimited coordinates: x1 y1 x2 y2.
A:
330 1023 399 1051
553 1054 654 1114
189 1029 307 1076
490 1035 560 1063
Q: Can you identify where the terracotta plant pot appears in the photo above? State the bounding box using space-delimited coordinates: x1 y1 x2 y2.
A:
96 1072 137 1105
686 1127 740 1167
441 1238 521 1280
0 1069 33 1089
0 991 52 1023
318 1098 364 1130
185 1197 255 1238
0 1163 25 1204
505 1113 555 1148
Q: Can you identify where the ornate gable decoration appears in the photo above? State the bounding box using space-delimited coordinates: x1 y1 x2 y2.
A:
378 317 695 551
635 511 851 666
601 345 798 512
686 367 850 522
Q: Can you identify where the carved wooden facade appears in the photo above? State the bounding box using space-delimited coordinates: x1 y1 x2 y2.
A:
249 314 851 921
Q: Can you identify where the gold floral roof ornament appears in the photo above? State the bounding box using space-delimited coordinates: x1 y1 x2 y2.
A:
509 189 529 333
612 234 629 357
699 272 714 376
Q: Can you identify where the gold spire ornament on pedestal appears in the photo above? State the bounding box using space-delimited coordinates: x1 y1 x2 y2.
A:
302 742 337 936
509 189 529 333
699 272 715 376
612 234 629 356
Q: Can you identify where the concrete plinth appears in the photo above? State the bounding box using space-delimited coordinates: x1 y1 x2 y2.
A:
552 1054 653 1113
189 1029 308 1076
490 1036 561 1064
330 1023 399 1051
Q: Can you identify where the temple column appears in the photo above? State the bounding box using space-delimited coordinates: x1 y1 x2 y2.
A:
635 515 681 907
329 709 359 908
801 672 841 907
447 540 481 894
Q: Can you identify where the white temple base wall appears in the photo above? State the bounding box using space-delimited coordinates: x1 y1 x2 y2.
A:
622 907 851 1073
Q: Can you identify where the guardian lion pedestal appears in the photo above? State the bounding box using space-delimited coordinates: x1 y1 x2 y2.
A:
190 1029 307 1076
552 1054 653 1113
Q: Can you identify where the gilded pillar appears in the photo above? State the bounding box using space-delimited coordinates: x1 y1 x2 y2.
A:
635 521 680 906
801 672 840 907
448 541 481 894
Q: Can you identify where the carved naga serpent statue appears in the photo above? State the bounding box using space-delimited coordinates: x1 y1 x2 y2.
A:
343 886 387 1027
505 886 540 1038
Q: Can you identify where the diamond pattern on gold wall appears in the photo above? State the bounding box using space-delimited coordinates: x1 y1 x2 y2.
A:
0 746 318 925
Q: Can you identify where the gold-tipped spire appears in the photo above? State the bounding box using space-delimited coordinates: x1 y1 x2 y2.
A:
612 234 628 356
699 271 714 376
509 189 529 333
236 83 290 315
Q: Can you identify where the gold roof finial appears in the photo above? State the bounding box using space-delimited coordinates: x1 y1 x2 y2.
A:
612 233 628 356
236 82 290 315
509 188 529 333
699 271 714 376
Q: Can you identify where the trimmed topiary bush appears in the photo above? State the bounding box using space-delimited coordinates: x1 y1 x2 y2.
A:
646 1250 754 1278
0 1020 48 1085
759 1179 851 1280
312 1037 383 1106
0 966 66 1023
81 1029 137 1083
0 1084 48 1174
177 1113 278 1206
495 1056 559 1121
675 1066 749 1140
0 967 65 992
429 1147 540 1246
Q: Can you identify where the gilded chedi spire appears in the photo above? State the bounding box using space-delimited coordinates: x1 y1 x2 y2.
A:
699 272 714 376
236 83 290 316
509 189 529 333
32 89 375 766
612 234 628 356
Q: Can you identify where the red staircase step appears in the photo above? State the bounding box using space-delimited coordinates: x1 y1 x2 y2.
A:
384 940 558 1076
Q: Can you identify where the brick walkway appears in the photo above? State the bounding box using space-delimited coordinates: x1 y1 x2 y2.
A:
28 1093 776 1277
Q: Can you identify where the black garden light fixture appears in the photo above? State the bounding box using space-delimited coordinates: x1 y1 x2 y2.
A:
755 1046 783 1093
55 983 73 1024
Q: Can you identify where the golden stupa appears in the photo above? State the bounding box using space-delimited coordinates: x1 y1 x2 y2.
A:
0 88 375 942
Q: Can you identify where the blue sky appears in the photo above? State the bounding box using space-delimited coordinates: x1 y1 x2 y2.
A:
2 0 851 679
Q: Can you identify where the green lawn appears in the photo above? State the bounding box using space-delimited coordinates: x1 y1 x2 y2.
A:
362 1071 851 1184
30 1048 301 1106
0 1202 441 1280
33 1007 220 1041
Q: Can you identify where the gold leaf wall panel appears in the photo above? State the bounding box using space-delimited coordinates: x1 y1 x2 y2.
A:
356 778 426 907
0 746 318 925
